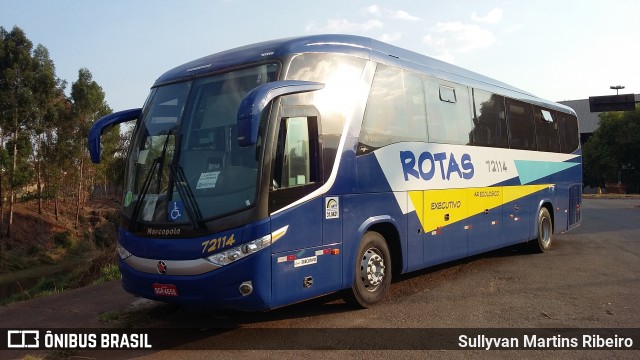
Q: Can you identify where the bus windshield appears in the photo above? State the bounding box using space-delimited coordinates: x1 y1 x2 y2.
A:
122 63 279 227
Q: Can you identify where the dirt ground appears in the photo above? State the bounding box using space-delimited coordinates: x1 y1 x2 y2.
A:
0 196 121 300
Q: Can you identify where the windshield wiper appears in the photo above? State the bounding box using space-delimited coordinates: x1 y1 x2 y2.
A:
129 158 160 232
169 164 204 230
155 129 173 193
129 130 173 232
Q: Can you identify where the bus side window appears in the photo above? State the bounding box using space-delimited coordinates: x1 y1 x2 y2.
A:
558 112 580 153
424 78 473 145
506 99 536 150
534 107 561 152
358 65 427 154
471 89 508 148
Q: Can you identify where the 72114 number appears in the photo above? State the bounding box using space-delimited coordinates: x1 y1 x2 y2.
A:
485 160 508 173
201 234 236 253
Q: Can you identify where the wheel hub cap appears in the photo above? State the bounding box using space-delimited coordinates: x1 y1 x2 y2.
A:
361 248 385 290
541 217 551 246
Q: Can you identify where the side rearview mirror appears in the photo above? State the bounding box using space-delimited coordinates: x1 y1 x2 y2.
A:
236 80 324 147
88 108 142 163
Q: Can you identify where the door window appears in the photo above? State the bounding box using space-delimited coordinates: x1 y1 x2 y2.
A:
270 113 322 212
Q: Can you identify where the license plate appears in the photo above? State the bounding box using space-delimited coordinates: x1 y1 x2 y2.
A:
152 283 178 297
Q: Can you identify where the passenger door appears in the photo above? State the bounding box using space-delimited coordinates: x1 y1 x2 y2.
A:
268 105 342 307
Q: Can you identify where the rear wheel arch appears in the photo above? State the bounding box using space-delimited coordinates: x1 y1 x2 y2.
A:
541 202 555 234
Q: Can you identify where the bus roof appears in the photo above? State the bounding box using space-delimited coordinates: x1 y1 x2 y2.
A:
154 34 575 115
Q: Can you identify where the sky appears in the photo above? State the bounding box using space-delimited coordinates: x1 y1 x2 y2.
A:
2 0 639 112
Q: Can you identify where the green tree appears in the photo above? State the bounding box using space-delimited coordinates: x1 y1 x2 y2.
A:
70 68 111 228
45 96 74 221
0 26 37 237
94 122 123 198
5 133 34 189
31 44 66 215
0 26 118 246
582 104 640 193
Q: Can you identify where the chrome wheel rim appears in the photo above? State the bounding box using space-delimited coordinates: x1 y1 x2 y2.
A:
360 248 385 291
540 216 551 248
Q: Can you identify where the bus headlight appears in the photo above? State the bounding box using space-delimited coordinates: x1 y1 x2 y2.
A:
117 244 132 260
205 225 288 267
206 234 271 266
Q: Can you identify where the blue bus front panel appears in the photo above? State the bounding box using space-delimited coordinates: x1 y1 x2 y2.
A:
117 219 274 310
119 244 272 310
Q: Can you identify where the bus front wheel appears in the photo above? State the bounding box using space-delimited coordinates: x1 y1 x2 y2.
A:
532 207 553 253
344 231 392 308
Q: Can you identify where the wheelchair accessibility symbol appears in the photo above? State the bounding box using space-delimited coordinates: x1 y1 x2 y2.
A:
168 201 184 222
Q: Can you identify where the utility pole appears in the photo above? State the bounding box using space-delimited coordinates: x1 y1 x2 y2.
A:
610 85 625 95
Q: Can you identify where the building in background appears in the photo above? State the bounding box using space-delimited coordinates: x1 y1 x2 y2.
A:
560 94 640 194
559 94 640 145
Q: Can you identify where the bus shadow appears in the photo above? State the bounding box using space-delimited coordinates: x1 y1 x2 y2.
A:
119 292 352 330
391 242 540 289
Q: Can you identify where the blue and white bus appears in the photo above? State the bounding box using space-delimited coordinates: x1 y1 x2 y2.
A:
89 34 582 310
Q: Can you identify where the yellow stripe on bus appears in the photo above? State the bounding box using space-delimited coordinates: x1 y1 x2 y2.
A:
409 184 552 233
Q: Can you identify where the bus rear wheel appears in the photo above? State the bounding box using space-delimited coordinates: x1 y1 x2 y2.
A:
532 207 553 253
344 231 391 308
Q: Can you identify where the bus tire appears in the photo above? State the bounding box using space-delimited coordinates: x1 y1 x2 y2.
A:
532 207 553 253
344 231 391 308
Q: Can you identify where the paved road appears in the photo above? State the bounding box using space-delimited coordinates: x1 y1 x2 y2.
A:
1 198 639 359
